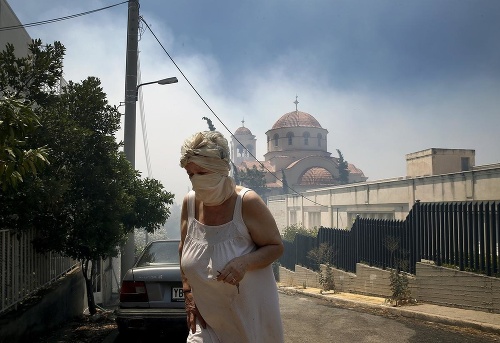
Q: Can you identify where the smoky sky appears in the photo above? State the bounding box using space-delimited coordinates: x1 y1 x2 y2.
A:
7 0 500 201
141 0 500 92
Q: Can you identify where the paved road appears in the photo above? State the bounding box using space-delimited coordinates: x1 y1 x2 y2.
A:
108 292 500 342
280 292 499 343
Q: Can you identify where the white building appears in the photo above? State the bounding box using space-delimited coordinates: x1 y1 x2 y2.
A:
0 0 31 56
268 148 500 231
232 104 367 197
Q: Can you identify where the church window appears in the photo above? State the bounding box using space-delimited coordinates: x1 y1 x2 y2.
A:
303 132 310 146
273 134 279 147
317 133 322 147
286 132 294 145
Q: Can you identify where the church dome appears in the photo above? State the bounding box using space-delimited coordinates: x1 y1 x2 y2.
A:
299 167 336 186
235 126 252 135
272 111 322 129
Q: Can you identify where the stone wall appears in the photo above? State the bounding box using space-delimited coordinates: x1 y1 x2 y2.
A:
279 262 499 314
0 268 86 343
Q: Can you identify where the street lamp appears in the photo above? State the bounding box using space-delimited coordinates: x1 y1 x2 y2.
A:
135 77 178 101
121 76 177 278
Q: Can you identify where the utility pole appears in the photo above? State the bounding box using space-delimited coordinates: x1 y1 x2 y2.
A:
121 0 139 278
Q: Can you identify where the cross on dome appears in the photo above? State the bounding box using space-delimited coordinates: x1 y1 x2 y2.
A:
294 95 299 112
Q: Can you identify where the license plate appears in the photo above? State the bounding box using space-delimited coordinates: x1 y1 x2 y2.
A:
171 287 184 301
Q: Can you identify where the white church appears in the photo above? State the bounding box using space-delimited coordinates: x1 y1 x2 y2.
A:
230 100 367 198
228 100 499 231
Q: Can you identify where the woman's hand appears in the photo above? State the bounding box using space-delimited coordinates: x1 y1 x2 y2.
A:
184 292 206 333
216 256 248 285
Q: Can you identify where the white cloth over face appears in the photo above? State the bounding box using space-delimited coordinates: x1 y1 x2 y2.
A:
181 188 284 343
180 131 236 206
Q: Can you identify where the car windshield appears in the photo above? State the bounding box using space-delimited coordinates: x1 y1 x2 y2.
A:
136 241 180 267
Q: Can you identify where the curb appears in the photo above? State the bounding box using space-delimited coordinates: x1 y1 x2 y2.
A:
387 308 500 336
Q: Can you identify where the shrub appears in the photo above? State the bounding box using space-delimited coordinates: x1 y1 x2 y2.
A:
319 263 336 292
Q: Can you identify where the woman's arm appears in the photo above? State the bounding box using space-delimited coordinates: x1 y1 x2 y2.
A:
216 189 284 283
179 194 206 333
241 189 284 269
179 195 190 291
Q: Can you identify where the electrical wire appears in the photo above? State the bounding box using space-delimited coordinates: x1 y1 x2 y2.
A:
0 1 128 32
140 17 328 208
0 0 328 208
137 57 153 179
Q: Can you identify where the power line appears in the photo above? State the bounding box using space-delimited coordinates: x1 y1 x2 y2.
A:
139 17 328 208
137 57 153 178
0 1 128 32
1 0 327 207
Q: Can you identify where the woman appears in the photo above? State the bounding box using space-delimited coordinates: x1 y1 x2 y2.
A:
178 131 284 343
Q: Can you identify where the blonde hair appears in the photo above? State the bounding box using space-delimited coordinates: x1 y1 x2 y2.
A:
179 131 231 174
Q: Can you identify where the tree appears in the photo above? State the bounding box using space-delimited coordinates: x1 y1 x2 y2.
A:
281 168 289 194
307 242 337 292
0 40 63 191
202 116 216 131
32 77 174 314
231 161 241 186
237 165 269 201
0 98 50 191
0 40 174 315
307 242 335 269
0 40 65 229
336 149 349 185
281 223 318 242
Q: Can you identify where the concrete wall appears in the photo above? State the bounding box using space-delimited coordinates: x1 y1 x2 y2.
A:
279 262 499 314
415 263 500 313
0 268 86 343
406 148 475 177
279 263 408 297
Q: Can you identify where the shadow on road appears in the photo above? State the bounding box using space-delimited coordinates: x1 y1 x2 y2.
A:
109 329 188 343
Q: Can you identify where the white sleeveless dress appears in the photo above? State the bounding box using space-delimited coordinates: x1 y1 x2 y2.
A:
181 188 284 343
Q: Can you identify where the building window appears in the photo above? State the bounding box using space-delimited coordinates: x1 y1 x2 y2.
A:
273 134 279 147
237 144 244 157
290 211 297 225
308 212 320 229
303 132 310 146
461 157 470 171
286 132 294 145
317 133 322 147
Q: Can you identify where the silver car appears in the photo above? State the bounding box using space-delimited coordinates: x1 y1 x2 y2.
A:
115 239 186 335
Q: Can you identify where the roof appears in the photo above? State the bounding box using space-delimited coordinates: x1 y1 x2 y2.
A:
299 167 337 186
272 111 322 129
235 126 252 135
238 160 274 172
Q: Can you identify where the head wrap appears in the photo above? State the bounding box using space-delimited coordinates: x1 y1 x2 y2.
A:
180 131 231 175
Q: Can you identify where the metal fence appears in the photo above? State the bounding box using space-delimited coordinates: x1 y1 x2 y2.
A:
0 229 79 315
280 201 500 277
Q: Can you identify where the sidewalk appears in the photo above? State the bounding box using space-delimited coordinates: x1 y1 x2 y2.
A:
278 286 500 336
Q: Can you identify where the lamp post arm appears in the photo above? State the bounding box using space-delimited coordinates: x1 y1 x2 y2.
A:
135 77 178 101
